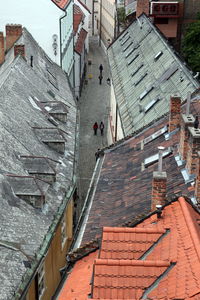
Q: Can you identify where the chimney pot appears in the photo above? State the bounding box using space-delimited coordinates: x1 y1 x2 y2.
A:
0 32 5 65
6 24 22 51
169 95 181 132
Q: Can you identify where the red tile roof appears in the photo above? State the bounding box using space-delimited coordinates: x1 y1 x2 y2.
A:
51 0 69 10
58 250 98 300
77 0 91 13
74 4 84 33
75 28 88 55
91 197 200 299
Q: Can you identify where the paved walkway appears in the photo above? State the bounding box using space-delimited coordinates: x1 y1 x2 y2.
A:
77 36 111 214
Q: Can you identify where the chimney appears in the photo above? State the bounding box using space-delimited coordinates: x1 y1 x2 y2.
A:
179 114 195 160
6 24 22 51
151 146 167 211
186 127 200 175
14 44 25 58
169 95 181 132
195 152 200 206
0 32 5 65
136 0 150 17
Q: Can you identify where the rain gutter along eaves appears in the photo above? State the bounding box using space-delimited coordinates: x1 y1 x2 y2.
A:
72 156 104 250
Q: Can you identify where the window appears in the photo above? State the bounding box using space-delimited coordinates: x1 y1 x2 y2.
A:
154 51 163 61
123 42 133 52
125 44 139 58
127 53 139 66
134 72 148 86
37 263 45 300
139 86 154 100
132 63 144 77
61 214 67 249
144 147 172 167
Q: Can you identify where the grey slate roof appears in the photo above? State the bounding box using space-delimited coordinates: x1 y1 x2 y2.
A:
0 28 77 299
107 14 200 136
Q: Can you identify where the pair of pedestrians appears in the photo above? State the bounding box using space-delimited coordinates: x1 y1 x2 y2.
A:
93 121 104 136
98 64 103 85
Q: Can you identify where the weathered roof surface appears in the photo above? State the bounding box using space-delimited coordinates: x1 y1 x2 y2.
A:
92 197 200 299
75 28 88 54
107 14 199 136
74 4 84 33
0 27 76 299
51 0 70 10
78 97 200 246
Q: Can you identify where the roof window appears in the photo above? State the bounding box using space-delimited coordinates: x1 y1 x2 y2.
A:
125 44 139 58
144 147 172 167
134 72 148 86
144 97 160 113
143 125 168 145
119 31 129 41
123 42 133 52
121 36 130 46
139 86 154 100
127 53 139 66
154 51 163 61
132 63 144 77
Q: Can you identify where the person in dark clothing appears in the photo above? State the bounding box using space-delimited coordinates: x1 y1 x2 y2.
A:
93 122 98 135
99 121 104 135
95 148 100 161
99 64 103 73
98 74 103 85
194 116 199 129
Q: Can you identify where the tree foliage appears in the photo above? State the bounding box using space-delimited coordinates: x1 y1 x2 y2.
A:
117 7 126 25
182 13 200 72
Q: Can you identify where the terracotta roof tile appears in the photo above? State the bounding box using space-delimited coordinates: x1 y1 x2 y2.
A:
75 28 88 55
51 0 69 10
58 250 98 300
74 4 84 33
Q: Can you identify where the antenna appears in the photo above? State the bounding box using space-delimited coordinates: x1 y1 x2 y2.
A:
52 34 58 60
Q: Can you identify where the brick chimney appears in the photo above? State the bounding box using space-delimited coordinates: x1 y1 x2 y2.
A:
6 24 22 51
0 32 5 65
151 171 167 211
179 114 195 160
195 152 200 206
136 0 150 17
186 127 200 175
168 95 181 132
151 146 167 211
14 45 25 58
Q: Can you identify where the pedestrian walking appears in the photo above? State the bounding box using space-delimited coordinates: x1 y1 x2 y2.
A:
93 122 98 135
98 74 103 85
99 64 103 74
99 121 104 136
194 116 199 129
95 148 100 161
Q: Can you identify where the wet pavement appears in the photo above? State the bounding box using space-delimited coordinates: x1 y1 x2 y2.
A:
77 36 111 214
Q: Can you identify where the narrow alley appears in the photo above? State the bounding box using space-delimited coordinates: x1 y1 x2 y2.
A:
78 36 111 211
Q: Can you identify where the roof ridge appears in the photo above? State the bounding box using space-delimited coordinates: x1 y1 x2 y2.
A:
94 259 171 267
179 196 200 261
103 226 165 234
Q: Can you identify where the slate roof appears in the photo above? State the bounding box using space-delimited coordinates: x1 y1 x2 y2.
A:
92 197 200 299
107 14 199 136
75 96 200 247
0 27 77 299
75 28 88 55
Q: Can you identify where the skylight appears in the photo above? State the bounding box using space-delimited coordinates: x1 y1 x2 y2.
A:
125 44 139 58
139 86 154 100
127 53 139 66
144 147 172 167
123 42 133 52
143 126 168 145
132 64 144 77
121 36 130 46
134 72 148 86
154 51 163 61
119 31 129 41
144 97 160 113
